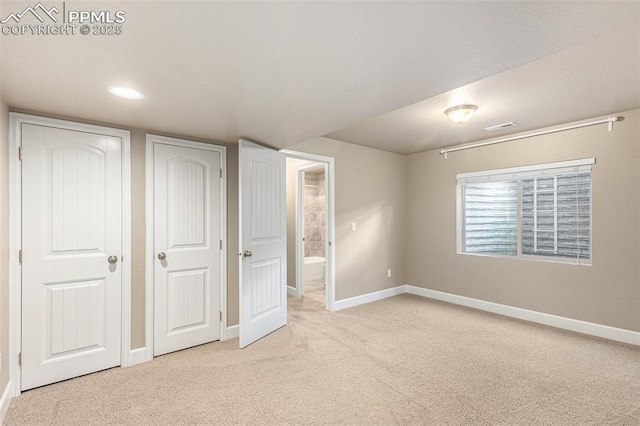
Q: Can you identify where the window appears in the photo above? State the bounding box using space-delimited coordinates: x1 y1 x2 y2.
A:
462 181 518 256
457 158 593 264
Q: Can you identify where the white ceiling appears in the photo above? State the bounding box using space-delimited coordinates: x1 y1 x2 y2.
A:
1 1 638 154
327 28 640 154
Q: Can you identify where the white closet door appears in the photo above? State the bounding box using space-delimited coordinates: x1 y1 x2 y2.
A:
153 143 221 356
21 124 122 391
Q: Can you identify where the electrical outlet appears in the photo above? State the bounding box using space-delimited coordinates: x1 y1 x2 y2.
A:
387 269 392 278
351 222 357 232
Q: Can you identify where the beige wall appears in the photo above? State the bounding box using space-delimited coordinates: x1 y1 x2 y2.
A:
130 130 146 348
226 144 239 329
6 109 240 352
406 110 640 332
0 93 9 395
287 137 407 300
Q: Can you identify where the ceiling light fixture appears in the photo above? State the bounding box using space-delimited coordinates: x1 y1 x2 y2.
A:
445 104 477 123
108 86 144 100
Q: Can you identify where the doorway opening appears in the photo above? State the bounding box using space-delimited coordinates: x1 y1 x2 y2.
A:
298 163 326 303
283 150 335 311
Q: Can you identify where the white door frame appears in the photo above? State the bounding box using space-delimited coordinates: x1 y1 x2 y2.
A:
144 134 228 361
295 162 326 298
281 150 336 311
8 113 132 397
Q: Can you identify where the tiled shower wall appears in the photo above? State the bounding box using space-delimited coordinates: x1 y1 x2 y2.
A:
304 170 325 258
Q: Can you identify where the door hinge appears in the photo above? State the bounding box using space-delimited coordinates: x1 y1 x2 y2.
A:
219 311 222 321
18 249 22 264
18 352 21 367
220 168 223 179
220 240 223 250
18 147 22 161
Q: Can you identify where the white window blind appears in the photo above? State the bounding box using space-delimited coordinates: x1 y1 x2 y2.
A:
457 158 594 264
462 181 518 256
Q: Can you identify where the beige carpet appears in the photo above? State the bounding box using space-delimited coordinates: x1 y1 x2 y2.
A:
302 279 325 305
4 294 640 425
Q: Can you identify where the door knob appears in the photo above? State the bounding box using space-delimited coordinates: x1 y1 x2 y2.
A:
158 252 166 260
243 250 253 258
108 255 118 264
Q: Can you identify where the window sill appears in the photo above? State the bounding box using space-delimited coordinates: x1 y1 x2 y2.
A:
456 251 592 267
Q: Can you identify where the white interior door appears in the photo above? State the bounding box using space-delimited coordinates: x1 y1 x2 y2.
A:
153 142 221 356
21 124 122 391
239 139 287 348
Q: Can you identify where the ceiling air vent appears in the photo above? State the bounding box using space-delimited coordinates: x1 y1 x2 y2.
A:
485 122 517 132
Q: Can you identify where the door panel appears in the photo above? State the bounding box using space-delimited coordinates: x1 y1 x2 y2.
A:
250 258 282 319
50 147 105 252
239 140 287 348
153 143 221 356
167 269 207 331
168 159 207 247
21 124 122 391
44 279 106 360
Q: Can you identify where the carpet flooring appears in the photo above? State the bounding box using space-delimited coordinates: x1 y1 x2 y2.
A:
4 293 640 425
302 279 325 305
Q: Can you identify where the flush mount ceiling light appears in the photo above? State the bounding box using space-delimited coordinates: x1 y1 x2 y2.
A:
444 104 477 123
108 86 144 100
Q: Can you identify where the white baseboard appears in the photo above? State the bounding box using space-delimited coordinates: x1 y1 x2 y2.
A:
225 325 239 340
333 285 405 311
0 381 14 424
127 347 149 367
405 285 640 346
287 286 298 297
330 284 639 346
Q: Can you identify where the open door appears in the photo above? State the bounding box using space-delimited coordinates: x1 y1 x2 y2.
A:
239 139 287 348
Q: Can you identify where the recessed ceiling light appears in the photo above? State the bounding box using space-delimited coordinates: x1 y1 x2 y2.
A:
445 104 477 123
108 86 144 100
